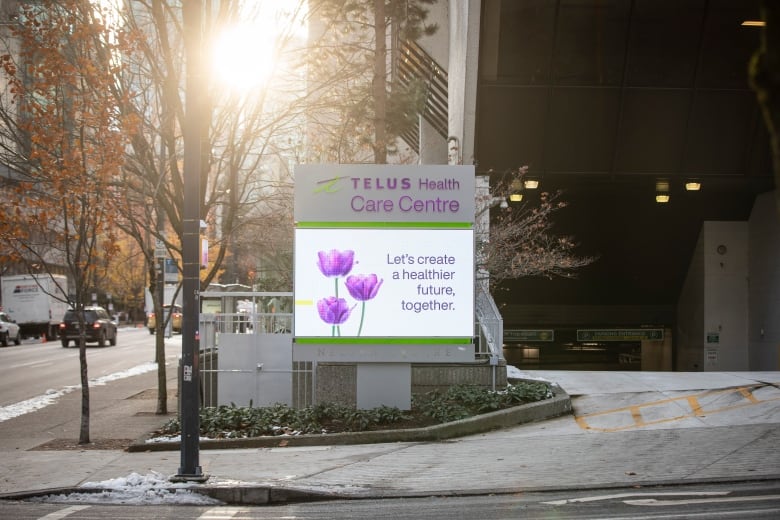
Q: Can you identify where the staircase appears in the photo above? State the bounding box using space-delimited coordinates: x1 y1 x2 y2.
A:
396 39 448 153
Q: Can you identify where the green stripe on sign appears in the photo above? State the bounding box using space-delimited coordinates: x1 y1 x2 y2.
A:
295 337 472 345
296 221 473 229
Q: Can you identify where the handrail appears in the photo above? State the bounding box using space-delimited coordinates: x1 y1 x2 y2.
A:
474 282 503 390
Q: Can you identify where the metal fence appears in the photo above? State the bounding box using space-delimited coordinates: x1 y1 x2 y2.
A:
197 291 310 408
195 288 503 405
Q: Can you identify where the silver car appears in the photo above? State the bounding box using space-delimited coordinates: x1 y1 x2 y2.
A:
0 311 21 347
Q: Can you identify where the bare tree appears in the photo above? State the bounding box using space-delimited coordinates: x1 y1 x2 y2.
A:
477 168 597 292
107 1 311 413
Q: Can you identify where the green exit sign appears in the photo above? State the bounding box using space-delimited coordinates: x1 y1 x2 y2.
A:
576 329 664 342
504 329 554 342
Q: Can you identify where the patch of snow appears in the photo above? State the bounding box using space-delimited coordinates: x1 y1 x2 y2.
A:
0 362 158 423
144 434 211 444
28 472 222 506
507 365 552 382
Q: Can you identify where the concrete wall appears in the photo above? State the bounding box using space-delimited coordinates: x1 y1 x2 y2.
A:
677 219 754 371
316 362 508 408
702 221 749 370
749 192 780 370
419 117 448 164
418 0 449 67
315 364 357 407
641 327 673 371
677 230 705 370
412 362 507 394
447 0 481 166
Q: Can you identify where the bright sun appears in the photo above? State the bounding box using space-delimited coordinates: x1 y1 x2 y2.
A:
211 23 277 91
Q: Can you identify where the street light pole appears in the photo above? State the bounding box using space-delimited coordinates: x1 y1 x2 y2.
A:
176 0 205 481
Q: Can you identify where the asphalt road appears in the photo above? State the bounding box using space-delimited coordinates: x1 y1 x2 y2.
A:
0 327 178 406
2 481 780 519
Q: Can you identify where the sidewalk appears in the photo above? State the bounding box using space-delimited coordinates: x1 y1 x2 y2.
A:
1 370 779 505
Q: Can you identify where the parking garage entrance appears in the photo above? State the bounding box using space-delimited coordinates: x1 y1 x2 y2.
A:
502 327 672 371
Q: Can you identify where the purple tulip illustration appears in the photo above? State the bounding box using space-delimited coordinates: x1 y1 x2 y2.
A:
317 296 354 336
317 249 354 277
317 249 355 301
345 273 383 300
345 273 383 336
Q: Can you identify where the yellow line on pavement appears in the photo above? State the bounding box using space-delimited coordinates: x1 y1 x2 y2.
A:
630 405 645 426
738 386 760 403
687 395 704 416
574 385 780 432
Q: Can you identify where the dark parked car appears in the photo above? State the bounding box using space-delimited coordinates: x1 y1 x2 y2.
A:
59 306 117 348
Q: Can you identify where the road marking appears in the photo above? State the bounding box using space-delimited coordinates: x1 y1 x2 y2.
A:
738 386 761 403
574 386 780 432
198 506 243 519
629 405 644 426
9 360 55 370
542 491 728 505
624 494 780 506
687 395 704 416
38 505 90 519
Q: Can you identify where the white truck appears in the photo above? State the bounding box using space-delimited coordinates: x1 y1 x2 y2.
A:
0 274 69 340
145 285 181 313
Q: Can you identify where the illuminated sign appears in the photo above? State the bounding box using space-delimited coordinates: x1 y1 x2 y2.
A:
576 329 664 342
293 165 475 343
504 329 555 342
294 228 473 338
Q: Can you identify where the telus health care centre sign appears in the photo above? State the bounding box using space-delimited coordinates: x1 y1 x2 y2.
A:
294 165 475 344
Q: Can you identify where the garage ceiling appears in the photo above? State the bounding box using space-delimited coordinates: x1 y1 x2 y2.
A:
476 0 774 310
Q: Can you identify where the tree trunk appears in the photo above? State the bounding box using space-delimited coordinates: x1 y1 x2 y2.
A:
156 328 168 414
150 266 169 415
78 338 90 444
749 2 780 214
373 0 387 164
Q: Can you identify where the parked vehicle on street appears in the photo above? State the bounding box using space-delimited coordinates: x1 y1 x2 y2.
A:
147 303 182 334
0 311 21 347
59 306 117 348
0 274 69 340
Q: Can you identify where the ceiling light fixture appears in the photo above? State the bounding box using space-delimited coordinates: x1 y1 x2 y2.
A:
741 20 766 27
508 178 524 202
656 194 670 203
685 181 701 191
523 179 539 189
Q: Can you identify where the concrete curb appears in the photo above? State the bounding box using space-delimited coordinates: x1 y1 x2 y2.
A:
128 384 572 452
193 474 780 505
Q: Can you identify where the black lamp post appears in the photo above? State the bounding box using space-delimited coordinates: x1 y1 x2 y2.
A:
175 0 205 481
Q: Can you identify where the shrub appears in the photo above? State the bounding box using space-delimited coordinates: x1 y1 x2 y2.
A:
157 381 553 439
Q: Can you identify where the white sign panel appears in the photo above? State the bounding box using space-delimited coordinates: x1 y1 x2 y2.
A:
294 164 475 223
294 228 474 338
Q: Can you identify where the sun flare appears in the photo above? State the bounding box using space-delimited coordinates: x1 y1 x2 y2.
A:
211 23 277 91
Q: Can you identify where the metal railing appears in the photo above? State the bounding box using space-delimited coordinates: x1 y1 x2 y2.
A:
202 311 292 335
194 288 503 403
196 291 310 408
475 282 504 389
